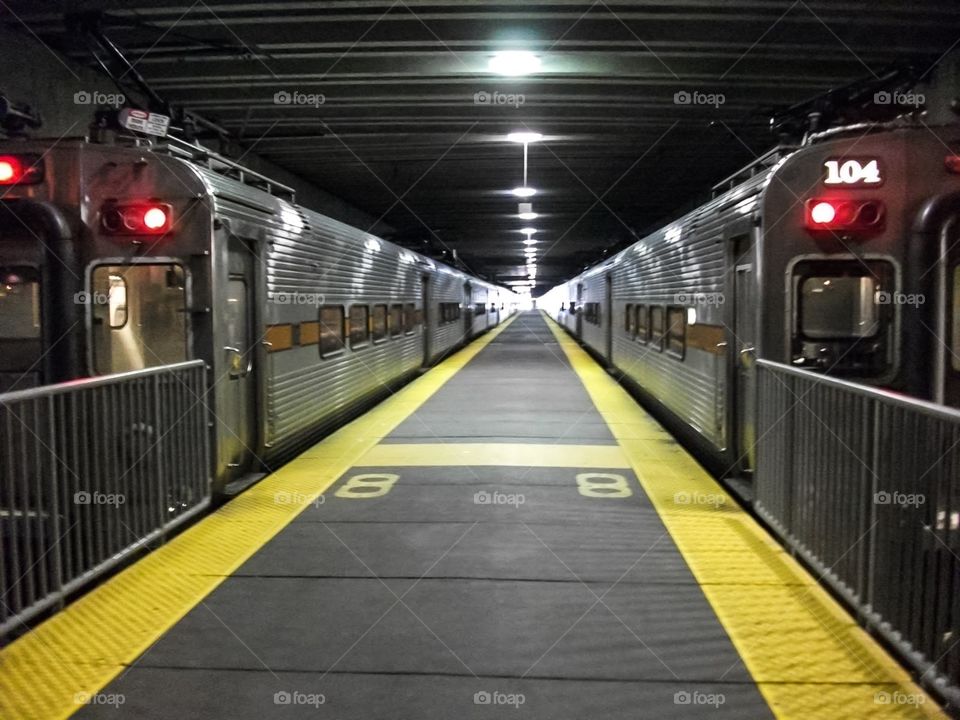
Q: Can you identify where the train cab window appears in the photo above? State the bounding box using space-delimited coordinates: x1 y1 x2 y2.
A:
569 301 577 315
800 276 879 339
792 260 894 377
404 303 417 333
372 304 388 342
390 303 404 337
666 306 686 359
0 268 41 339
91 264 187 374
349 305 369 348
319 305 345 357
650 306 665 351
625 304 634 335
636 304 649 343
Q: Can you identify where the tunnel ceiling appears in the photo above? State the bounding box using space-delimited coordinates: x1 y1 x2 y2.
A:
7 1 960 290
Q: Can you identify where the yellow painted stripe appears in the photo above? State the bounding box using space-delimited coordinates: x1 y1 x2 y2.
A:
358 442 629 468
543 312 947 720
0 316 517 720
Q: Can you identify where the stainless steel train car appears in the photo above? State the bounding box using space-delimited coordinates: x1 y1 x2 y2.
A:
0 135 515 496
543 122 960 475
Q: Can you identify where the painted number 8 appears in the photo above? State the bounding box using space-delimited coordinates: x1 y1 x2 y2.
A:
576 473 632 498
335 473 399 499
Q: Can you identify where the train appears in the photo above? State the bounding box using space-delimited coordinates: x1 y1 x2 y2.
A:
541 121 960 477
0 134 517 497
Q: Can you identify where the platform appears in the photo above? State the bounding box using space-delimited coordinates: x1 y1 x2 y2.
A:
0 312 947 719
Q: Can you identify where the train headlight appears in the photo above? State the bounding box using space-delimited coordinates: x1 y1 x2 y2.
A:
0 154 44 185
804 198 884 234
100 201 173 236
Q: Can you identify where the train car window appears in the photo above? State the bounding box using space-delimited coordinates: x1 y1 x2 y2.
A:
372 304 388 342
349 305 369 348
666 306 686 359
650 306 665 351
953 267 960 371
570 301 577 315
0 268 41 339
319 305 345 357
404 303 417 333
390 303 404 337
474 303 486 316
636 304 649 343
91 264 187 374
800 276 879 339
625 304 634 335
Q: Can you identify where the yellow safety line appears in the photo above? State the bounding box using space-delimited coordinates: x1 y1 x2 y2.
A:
357 442 630 468
0 316 517 720
543 312 948 720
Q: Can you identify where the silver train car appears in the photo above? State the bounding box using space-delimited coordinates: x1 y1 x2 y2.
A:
0 136 516 496
542 122 960 475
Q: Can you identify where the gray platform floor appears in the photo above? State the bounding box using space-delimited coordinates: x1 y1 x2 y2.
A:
77 313 773 719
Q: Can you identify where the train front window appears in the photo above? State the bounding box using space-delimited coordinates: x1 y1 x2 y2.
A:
91 264 187 375
800 276 879 339
791 260 894 378
0 268 41 339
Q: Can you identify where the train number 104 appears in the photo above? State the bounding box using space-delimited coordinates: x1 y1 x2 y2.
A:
823 158 882 185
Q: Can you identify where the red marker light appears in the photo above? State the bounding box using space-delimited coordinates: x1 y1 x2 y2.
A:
100 201 174 236
142 206 168 230
810 201 836 224
805 198 885 234
0 154 44 185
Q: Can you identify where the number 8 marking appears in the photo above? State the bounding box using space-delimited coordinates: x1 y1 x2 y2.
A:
335 473 399 499
576 472 632 498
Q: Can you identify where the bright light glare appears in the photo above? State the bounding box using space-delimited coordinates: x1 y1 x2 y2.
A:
143 207 169 230
0 161 15 182
519 227 538 234
507 131 543 144
489 51 541 77
518 212 538 220
810 201 836 224
522 238 537 245
511 186 536 198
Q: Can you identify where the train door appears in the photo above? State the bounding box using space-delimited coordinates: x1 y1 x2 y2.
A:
732 233 757 472
604 273 613 362
463 281 472 340
421 273 432 363
575 283 584 337
944 218 960 407
219 236 258 488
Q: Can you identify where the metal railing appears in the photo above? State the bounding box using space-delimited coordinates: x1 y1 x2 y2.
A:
0 360 210 638
755 360 960 705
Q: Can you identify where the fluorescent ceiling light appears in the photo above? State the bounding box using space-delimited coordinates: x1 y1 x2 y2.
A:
507 131 543 144
511 186 536 198
519 227 538 234
522 238 537 245
518 212 538 220
489 50 541 77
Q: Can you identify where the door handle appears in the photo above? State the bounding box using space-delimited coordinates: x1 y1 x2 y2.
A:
739 345 756 368
224 346 250 378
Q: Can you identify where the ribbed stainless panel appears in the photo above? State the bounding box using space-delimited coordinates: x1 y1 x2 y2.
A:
428 265 470 361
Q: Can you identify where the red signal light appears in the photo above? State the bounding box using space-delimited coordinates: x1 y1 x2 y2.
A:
804 198 885 233
0 154 44 185
100 202 173 236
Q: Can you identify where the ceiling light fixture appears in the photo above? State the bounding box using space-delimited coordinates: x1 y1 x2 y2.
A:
519 227 538 235
507 131 543 144
511 186 536 198
489 50 541 77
